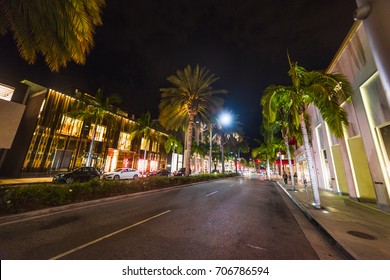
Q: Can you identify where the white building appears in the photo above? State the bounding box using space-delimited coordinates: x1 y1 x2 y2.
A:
303 0 390 211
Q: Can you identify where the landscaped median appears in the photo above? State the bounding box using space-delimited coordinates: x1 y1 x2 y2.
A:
0 173 237 215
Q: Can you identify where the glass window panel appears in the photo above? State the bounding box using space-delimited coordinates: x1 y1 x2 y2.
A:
89 124 106 142
58 116 83 137
118 132 131 150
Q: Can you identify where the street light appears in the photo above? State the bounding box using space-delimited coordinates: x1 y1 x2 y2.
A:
209 123 214 174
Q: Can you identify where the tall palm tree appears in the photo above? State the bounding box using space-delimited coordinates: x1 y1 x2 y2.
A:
129 112 154 174
159 65 227 176
67 88 121 167
261 56 353 208
0 0 105 71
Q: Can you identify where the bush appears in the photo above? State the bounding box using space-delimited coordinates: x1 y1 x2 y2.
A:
0 173 238 215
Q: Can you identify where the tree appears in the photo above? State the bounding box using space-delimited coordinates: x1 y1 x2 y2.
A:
262 92 306 190
159 65 227 176
67 88 121 167
225 132 249 173
129 112 155 174
252 119 283 180
214 110 243 173
261 56 353 208
0 0 105 71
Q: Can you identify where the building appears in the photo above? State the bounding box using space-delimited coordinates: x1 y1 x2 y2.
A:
0 79 169 177
301 2 390 211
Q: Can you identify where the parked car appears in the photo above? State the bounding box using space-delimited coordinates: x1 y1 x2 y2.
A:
102 168 140 180
52 167 100 184
173 167 191 176
147 169 171 177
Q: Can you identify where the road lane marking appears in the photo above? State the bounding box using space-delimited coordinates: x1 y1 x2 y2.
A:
229 184 234 187
49 210 171 260
206 191 218 197
247 244 269 251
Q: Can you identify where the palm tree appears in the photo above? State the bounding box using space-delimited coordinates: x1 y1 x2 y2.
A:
159 65 227 176
261 56 353 208
252 119 283 180
262 92 302 190
67 88 121 167
129 112 154 174
0 0 105 71
225 132 249 173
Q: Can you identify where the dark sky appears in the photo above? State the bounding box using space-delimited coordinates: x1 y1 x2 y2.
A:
0 0 357 143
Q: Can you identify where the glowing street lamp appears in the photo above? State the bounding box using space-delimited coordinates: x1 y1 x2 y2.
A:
219 112 232 126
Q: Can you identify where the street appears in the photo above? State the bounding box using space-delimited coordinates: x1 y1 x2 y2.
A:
0 176 342 259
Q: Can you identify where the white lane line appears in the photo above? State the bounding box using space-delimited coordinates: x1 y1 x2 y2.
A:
247 244 269 251
229 184 234 187
206 191 218 197
49 210 171 260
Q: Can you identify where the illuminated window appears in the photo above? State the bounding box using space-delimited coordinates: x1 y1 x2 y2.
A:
151 141 159 152
141 138 150 151
0 83 15 101
118 132 131 150
89 124 106 142
58 116 83 137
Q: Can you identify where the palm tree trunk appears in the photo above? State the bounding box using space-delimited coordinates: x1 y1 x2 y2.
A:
300 113 321 208
284 137 295 190
185 114 195 176
87 123 98 167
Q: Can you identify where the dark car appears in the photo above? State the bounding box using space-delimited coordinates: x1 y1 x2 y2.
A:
53 167 100 183
173 167 191 176
147 169 171 177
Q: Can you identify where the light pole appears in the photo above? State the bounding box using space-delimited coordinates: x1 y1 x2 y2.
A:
208 111 233 174
219 112 232 173
209 124 213 174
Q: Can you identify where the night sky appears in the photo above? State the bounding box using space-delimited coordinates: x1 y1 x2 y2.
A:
0 0 357 144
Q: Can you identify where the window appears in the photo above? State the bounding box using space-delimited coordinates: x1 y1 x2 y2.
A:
0 83 15 101
58 116 83 137
88 124 106 142
141 138 150 151
118 132 131 150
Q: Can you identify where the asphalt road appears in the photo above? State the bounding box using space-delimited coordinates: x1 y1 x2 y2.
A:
0 176 342 259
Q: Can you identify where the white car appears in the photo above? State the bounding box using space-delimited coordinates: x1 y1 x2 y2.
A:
102 168 140 180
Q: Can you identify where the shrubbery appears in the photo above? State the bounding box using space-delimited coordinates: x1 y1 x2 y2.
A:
0 173 237 215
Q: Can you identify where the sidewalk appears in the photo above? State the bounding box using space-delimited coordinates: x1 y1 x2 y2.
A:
276 180 390 260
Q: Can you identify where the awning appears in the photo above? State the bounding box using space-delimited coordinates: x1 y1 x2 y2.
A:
274 159 294 165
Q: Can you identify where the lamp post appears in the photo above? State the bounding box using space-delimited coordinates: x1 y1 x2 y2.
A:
209 111 232 174
219 112 232 173
209 124 213 174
